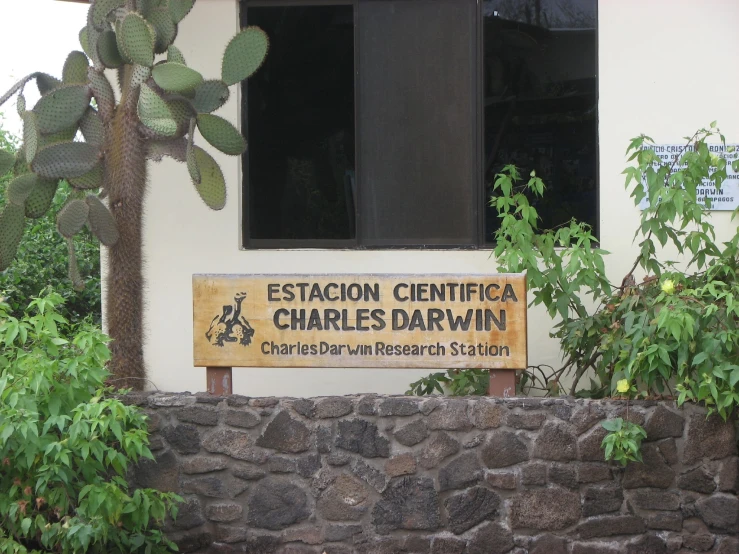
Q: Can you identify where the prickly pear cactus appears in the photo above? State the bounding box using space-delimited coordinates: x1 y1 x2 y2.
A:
0 0 268 388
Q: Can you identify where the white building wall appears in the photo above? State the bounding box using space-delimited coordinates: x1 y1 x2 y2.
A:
135 0 739 396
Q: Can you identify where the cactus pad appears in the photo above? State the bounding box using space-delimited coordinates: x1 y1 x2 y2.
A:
38 126 79 151
57 199 90 238
0 204 25 271
36 73 62 95
97 30 125 69
34 85 91 135
66 237 85 291
25 179 59 219
169 0 195 24
167 45 187 65
192 80 230 114
186 119 200 183
16 94 26 117
0 150 14 176
130 64 153 90
22 111 39 163
69 162 104 190
117 12 155 67
138 83 177 137
222 26 269 86
6 174 39 206
13 148 29 177
86 195 119 246
148 7 178 54
152 63 204 93
80 108 105 147
191 146 226 210
197 114 246 156
79 27 92 58
31 142 100 179
88 70 116 121
62 51 89 84
90 0 124 30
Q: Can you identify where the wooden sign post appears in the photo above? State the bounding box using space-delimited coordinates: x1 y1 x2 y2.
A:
193 274 526 396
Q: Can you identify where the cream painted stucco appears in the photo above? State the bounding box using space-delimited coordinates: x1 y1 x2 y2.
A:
125 0 738 396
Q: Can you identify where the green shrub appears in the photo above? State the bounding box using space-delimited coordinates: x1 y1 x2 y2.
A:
0 291 180 553
0 118 100 324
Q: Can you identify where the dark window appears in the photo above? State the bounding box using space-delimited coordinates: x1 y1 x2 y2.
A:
242 0 597 248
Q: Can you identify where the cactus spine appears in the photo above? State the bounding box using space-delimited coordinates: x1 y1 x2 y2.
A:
0 0 268 389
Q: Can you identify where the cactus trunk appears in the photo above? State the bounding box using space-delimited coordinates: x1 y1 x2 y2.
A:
106 94 147 390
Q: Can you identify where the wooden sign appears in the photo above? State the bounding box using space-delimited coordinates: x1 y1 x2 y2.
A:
193 274 527 369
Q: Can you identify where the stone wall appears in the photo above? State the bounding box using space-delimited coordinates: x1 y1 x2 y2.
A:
124 393 739 554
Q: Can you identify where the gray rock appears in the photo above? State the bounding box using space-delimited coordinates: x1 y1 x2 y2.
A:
372 477 440 534
577 515 646 539
133 449 180 492
256 411 313 453
470 400 505 429
176 405 219 426
326 451 351 466
324 524 362 542
246 479 310 530
439 452 482 491
622 444 675 489
577 463 612 483
571 544 620 554
521 463 547 485
297 453 322 478
181 456 229 474
180 474 249 498
464 433 486 449
482 430 529 468
533 422 577 461
571 403 606 434
583 484 623 516
625 534 666 554
683 413 737 465
715 537 739 554
203 428 266 462
317 474 371 521
644 406 684 440
683 533 715 552
485 471 517 489
385 453 416 477
225 394 250 407
336 419 390 458
173 497 205 530
377 397 421 416
530 534 568 554
162 424 201 455
291 398 316 418
351 458 388 492
394 420 429 446
508 412 547 429
315 397 353 418
467 522 514 554
171 529 214 552
357 395 377 415
431 536 467 554
224 408 261 429
578 424 609 462
629 490 680 511
268 456 296 473
149 394 195 408
696 493 739 532
718 458 738 492
444 486 501 534
656 439 679 465
317 424 333 453
205 503 243 523
645 511 682 531
231 462 266 481
549 463 578 489
510 487 581 530
250 397 279 408
677 467 716 494
426 399 472 431
418 432 460 469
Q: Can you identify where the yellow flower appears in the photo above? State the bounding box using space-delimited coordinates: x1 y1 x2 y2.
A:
661 279 675 295
616 379 630 394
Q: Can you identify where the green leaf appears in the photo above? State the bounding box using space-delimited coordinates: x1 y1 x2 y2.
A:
196 114 246 155
152 62 204 93
221 26 269 86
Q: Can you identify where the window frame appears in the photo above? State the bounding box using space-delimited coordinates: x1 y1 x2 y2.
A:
240 0 598 250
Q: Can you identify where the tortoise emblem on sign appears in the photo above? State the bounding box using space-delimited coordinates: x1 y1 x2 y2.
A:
206 292 255 347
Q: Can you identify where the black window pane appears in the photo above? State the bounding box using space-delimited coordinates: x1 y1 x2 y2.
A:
357 0 478 246
483 0 598 241
244 5 355 241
